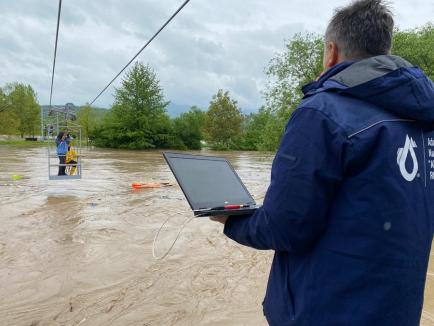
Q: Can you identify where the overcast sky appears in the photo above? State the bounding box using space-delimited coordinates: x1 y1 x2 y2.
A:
0 0 432 111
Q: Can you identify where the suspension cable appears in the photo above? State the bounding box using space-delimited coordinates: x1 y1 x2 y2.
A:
49 0 63 107
88 0 191 106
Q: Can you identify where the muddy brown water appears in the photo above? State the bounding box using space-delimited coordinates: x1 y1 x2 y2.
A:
0 146 432 326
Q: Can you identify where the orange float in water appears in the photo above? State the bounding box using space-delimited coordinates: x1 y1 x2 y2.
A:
131 182 171 189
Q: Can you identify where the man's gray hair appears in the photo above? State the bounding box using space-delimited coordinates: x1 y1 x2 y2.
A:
325 0 394 59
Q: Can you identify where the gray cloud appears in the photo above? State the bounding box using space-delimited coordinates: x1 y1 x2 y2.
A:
0 0 432 110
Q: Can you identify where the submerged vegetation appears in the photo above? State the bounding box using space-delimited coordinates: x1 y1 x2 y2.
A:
1 24 433 151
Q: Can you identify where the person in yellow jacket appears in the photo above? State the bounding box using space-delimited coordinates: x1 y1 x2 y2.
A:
65 143 78 175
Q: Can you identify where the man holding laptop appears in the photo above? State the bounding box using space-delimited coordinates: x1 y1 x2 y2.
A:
210 0 434 325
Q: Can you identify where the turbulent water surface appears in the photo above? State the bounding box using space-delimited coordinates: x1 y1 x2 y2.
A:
0 146 433 326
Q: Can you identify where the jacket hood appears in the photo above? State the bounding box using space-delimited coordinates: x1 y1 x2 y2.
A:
303 55 434 122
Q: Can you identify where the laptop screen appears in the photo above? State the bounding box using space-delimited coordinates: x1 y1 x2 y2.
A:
164 153 255 210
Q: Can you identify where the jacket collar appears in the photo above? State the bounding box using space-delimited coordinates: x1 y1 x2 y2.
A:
302 61 355 97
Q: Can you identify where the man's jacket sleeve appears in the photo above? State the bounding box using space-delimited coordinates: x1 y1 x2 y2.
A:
224 107 348 252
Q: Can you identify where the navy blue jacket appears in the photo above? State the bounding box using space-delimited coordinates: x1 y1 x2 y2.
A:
224 55 434 325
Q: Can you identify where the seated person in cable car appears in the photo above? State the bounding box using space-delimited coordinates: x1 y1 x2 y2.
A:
66 142 78 176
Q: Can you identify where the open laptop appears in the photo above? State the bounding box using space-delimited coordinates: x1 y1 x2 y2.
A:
163 152 259 217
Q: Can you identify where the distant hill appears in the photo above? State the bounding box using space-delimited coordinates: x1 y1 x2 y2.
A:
40 105 108 127
165 103 257 117
40 105 107 114
166 103 194 117
41 103 257 118
41 103 190 118
241 107 257 116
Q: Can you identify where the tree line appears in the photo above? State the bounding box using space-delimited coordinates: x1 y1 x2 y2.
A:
1 24 433 151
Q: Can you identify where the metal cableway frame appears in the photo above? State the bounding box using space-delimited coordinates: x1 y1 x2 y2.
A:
46 122 82 180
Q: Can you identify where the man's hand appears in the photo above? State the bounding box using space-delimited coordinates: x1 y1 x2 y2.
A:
209 216 228 224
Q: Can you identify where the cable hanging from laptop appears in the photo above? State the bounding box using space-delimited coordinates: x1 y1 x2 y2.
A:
49 0 63 107
89 0 191 106
152 214 194 260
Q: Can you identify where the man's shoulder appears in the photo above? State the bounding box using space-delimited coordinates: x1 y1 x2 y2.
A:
298 92 399 139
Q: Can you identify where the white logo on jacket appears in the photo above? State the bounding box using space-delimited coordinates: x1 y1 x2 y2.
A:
397 135 418 182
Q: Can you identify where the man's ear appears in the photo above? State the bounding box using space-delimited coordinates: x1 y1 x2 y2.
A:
324 42 340 69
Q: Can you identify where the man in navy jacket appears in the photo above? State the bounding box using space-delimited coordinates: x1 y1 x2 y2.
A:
211 0 434 325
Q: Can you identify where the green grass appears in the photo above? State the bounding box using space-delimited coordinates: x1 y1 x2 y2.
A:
0 140 48 147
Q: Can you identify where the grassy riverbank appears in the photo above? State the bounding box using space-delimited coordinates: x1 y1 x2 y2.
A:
0 140 47 147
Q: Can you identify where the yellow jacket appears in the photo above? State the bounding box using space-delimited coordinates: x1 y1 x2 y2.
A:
66 147 78 163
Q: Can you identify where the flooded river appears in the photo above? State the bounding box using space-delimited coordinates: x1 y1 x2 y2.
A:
0 146 433 326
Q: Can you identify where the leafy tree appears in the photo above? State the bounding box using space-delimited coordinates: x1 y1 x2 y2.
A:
265 33 324 118
260 26 434 152
6 83 40 138
239 107 280 151
0 87 19 135
205 90 243 149
172 106 206 150
393 24 434 80
0 87 9 113
94 62 171 149
77 104 103 145
254 33 325 150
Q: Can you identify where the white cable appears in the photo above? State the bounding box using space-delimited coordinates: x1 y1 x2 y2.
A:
152 214 194 260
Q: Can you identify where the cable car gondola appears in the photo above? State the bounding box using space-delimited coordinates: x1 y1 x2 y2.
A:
42 103 82 180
